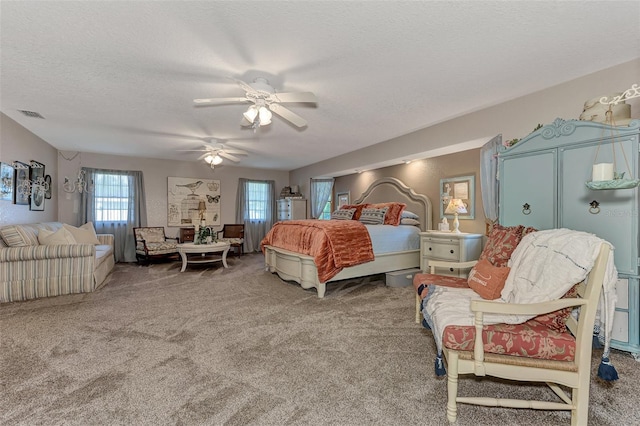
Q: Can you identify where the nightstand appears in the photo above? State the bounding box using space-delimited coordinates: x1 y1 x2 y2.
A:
179 227 195 243
420 231 483 277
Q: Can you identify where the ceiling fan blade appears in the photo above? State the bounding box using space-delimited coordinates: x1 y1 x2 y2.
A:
272 91 317 103
223 148 248 155
219 152 242 162
193 97 248 106
269 103 308 128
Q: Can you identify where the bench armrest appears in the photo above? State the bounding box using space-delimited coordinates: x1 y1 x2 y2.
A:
470 298 587 316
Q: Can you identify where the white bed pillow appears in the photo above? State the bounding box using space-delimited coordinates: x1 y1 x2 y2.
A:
401 210 420 220
63 222 100 244
38 227 77 245
359 207 388 225
400 217 420 226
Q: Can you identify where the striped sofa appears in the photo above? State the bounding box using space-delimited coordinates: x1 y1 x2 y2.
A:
0 222 115 303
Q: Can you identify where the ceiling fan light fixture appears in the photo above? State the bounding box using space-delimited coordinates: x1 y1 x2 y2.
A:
258 106 272 125
212 154 223 165
204 154 214 164
243 105 258 123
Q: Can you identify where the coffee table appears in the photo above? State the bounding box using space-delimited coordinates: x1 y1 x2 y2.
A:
177 242 231 272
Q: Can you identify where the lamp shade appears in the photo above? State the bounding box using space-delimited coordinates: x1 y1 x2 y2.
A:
258 106 272 125
204 154 214 164
445 198 468 215
243 105 258 122
212 154 223 165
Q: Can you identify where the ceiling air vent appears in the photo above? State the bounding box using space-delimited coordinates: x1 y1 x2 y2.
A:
17 110 45 119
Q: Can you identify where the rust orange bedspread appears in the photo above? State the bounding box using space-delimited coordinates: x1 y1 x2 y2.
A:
260 220 374 282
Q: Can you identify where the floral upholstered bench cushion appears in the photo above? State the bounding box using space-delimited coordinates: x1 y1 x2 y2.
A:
443 319 576 362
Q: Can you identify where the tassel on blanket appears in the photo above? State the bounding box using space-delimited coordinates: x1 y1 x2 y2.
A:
435 354 446 376
597 357 619 381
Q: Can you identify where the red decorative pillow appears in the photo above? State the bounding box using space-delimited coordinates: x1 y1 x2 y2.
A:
367 202 407 225
478 224 525 267
533 284 579 332
340 204 370 221
467 259 511 300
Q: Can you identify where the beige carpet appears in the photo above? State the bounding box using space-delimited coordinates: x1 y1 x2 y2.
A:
1 253 638 425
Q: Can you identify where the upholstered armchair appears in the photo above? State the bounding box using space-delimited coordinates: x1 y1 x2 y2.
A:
133 227 179 265
216 224 244 256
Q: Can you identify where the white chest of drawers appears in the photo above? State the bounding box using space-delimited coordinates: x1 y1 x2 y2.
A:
277 199 307 221
420 231 483 277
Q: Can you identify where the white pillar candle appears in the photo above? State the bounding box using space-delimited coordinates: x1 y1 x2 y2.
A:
592 163 614 182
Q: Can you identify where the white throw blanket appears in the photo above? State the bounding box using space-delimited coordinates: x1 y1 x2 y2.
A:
424 229 617 358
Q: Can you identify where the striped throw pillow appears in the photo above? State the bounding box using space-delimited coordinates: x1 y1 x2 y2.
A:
359 207 388 225
331 208 356 220
0 225 39 247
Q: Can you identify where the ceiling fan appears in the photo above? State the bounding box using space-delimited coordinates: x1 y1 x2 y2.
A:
193 77 317 128
179 139 248 169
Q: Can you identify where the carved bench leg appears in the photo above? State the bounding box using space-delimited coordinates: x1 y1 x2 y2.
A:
446 352 459 423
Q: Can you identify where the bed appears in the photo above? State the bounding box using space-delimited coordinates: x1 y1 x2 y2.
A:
262 177 433 297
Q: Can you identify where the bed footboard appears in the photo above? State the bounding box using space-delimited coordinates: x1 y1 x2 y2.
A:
264 245 419 298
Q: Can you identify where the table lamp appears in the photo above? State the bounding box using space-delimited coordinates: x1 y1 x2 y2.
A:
445 198 467 233
198 200 207 224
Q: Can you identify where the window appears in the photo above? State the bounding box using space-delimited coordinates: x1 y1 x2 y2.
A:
245 181 270 221
310 178 334 219
318 195 332 220
93 172 130 222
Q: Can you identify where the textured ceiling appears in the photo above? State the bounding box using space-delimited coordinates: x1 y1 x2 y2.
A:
1 1 639 171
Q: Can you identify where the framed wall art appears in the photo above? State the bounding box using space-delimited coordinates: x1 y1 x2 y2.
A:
336 191 350 208
28 161 45 210
440 175 475 220
13 161 30 205
0 162 14 202
168 177 221 227
44 175 52 199
30 183 45 211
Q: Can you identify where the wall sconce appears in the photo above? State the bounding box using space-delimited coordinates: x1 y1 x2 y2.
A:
63 169 93 193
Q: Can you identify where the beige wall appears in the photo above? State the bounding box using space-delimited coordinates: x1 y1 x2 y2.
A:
290 59 640 232
57 151 289 240
0 113 58 225
334 149 485 233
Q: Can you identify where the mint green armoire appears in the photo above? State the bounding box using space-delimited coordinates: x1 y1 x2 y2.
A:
499 118 640 359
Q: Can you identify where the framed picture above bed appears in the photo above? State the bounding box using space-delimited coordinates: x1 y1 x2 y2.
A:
440 175 475 220
336 191 350 208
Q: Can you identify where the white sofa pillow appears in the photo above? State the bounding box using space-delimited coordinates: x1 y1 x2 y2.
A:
63 222 100 244
38 227 77 245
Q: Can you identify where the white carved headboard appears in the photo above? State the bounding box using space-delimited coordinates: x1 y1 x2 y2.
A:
353 177 432 231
